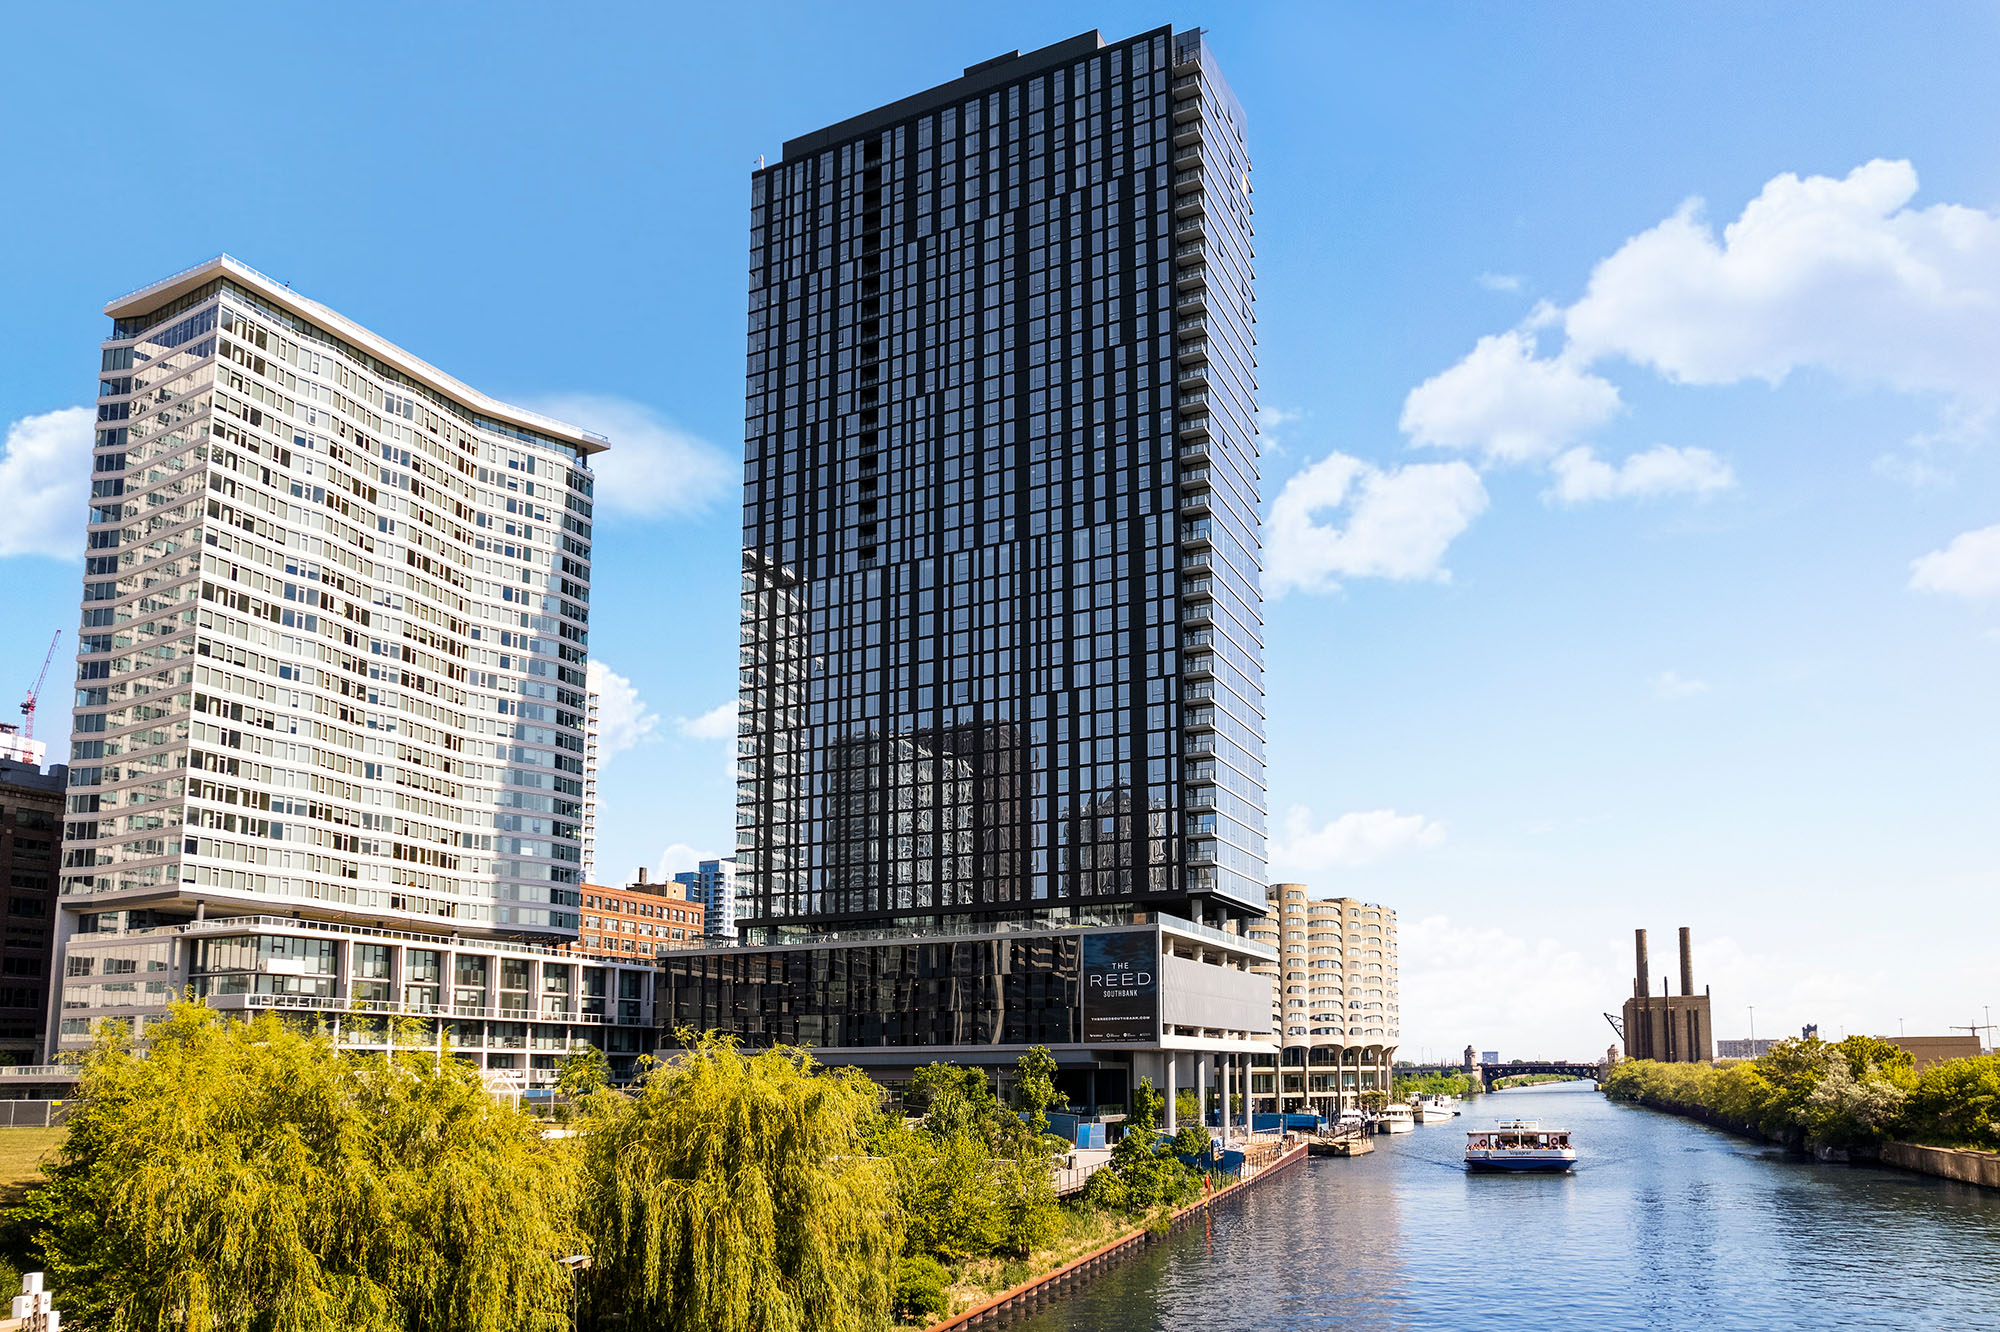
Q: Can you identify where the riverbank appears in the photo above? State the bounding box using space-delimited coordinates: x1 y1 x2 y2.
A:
1605 1080 2000 1189
1881 1141 2000 1189
922 1141 1307 1331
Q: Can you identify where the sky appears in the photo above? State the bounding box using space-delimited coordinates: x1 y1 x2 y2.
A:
3 2 1998 1061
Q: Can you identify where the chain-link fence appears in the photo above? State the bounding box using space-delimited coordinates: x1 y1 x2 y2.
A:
0 1100 69 1129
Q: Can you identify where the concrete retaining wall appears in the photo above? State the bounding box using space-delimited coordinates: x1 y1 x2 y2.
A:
1882 1141 2000 1189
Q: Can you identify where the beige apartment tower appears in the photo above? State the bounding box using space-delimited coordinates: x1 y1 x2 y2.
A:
1247 884 1400 1114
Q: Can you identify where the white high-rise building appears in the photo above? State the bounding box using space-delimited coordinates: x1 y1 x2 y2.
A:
51 256 655 1079
671 857 739 939
582 685 600 882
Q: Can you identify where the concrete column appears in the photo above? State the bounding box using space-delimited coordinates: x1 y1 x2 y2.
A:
1164 1052 1178 1132
1197 1052 1211 1130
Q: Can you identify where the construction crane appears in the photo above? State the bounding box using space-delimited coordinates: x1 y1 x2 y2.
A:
1949 1021 1996 1051
20 631 59 740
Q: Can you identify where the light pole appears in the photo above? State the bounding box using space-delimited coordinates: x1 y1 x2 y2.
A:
1748 1006 1755 1044
561 1254 592 1332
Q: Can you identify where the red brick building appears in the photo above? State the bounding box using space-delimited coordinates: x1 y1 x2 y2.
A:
569 868 706 961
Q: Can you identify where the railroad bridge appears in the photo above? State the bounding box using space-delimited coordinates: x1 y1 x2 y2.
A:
1399 1059 1607 1091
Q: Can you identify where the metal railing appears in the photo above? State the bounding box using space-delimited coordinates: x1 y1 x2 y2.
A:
121 914 651 966
211 991 646 1026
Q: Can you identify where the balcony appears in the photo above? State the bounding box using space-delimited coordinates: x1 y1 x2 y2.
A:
1174 240 1206 265
1171 73 1201 97
1176 265 1207 290
1178 415 1211 442
1174 167 1205 194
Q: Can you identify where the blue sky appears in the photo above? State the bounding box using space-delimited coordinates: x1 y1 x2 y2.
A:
4 2 1998 1057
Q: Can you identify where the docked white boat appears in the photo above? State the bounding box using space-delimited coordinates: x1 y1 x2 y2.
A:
1415 1099 1457 1124
1465 1119 1576 1172
1375 1104 1415 1134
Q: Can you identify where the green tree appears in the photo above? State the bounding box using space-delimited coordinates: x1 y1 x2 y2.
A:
1174 1088 1201 1130
1905 1055 2000 1150
1095 1079 1199 1217
579 1033 897 1332
891 1255 951 1322
1013 1046 1061 1138
25 1002 579 1332
555 1042 610 1098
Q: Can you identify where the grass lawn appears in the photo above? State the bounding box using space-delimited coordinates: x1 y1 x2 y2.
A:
0 1128 64 1203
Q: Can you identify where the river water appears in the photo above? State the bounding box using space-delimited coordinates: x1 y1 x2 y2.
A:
1006 1081 2000 1331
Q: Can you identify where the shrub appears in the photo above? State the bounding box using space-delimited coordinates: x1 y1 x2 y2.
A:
892 1254 952 1322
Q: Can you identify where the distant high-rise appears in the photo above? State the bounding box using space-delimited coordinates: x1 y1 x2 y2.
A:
1 756 65 1062
735 24 1266 940
51 257 657 1079
667 29 1274 1124
672 857 740 939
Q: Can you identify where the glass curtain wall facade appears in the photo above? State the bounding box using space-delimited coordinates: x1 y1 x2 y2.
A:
52 255 623 1058
738 27 1265 940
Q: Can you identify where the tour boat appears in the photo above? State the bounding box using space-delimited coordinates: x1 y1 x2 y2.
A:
1465 1119 1576 1172
1375 1103 1416 1134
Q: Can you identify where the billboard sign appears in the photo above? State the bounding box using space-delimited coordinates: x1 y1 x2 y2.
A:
1082 930 1158 1045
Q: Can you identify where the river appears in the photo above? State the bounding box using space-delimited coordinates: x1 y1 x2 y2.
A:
1006 1081 2000 1331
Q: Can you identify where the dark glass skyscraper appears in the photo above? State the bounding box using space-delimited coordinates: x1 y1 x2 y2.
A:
737 27 1265 940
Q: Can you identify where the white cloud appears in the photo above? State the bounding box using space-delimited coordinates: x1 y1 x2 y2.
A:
1564 160 2000 398
1545 445 1736 505
1476 272 1525 293
1400 916 1618 1059
1400 329 1622 463
1266 452 1488 596
1909 523 2000 599
1873 451 1953 489
1411 161 2000 490
677 699 739 740
585 659 659 756
656 843 702 880
1267 807 1445 877
1651 669 1710 700
528 394 730 519
0 407 94 560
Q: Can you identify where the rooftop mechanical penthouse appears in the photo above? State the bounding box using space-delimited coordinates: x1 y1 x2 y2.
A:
666 27 1274 1123
50 256 657 1081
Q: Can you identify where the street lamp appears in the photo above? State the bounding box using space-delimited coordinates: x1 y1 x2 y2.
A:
561 1254 592 1332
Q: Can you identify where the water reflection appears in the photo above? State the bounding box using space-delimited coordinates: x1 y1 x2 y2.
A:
1007 1082 2000 1331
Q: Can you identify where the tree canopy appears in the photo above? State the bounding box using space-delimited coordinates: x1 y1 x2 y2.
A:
25 1003 579 1332
577 1032 897 1332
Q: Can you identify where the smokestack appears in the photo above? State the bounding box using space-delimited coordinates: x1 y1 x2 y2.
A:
1679 926 1694 997
1634 928 1650 999
637 866 648 884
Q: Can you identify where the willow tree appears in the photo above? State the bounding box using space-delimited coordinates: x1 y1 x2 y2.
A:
25 1002 580 1332
579 1033 897 1332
